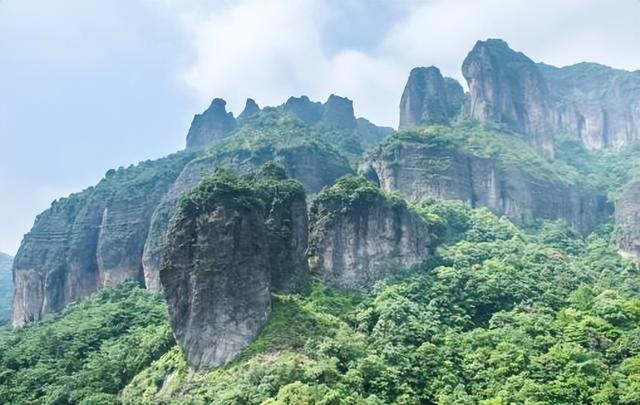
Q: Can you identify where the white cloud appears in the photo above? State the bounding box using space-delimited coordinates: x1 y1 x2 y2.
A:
168 0 640 129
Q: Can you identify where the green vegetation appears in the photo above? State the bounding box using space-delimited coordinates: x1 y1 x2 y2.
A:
177 163 306 217
123 200 640 404
311 175 406 215
42 150 194 231
0 253 12 325
4 117 640 403
0 283 173 404
203 108 351 171
556 137 640 199
373 121 587 187
373 120 640 201
3 197 639 403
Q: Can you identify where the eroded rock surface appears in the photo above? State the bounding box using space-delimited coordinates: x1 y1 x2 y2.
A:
308 176 430 291
186 98 237 150
142 111 353 289
615 180 640 264
461 39 640 152
160 165 308 369
12 153 191 326
462 39 555 155
360 129 611 234
399 66 465 128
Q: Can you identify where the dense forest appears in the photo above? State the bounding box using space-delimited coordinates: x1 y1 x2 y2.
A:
1 197 639 404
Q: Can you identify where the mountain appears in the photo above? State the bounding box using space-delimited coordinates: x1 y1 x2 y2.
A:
0 252 12 324
160 165 310 369
399 66 465 128
4 37 640 403
359 122 612 234
3 203 640 404
11 97 391 326
459 39 640 154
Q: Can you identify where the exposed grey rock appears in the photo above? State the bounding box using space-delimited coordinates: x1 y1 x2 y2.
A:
95 178 170 287
185 98 237 150
0 253 13 325
321 94 357 130
160 166 308 369
237 98 260 123
399 66 465 128
460 39 640 152
283 96 323 124
539 62 640 149
356 118 394 150
142 156 221 291
615 180 640 264
360 130 611 234
308 176 430 291
142 114 353 290
12 153 191 326
462 39 555 156
12 190 103 327
281 95 391 162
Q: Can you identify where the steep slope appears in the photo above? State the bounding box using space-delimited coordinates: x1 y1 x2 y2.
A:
0 253 13 325
142 109 353 289
308 176 431 290
122 203 640 404
460 39 640 152
12 97 386 320
360 122 612 233
160 165 308 369
185 98 237 150
399 66 465 128
539 62 640 149
615 180 640 264
462 39 555 155
11 152 193 326
283 94 394 163
0 283 172 404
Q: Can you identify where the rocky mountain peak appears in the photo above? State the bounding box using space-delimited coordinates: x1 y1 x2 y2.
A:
185 98 237 150
160 166 308 368
462 39 555 155
237 98 260 122
283 95 323 124
399 66 464 128
322 94 357 130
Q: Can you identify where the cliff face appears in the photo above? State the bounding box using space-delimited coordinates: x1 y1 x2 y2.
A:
237 98 260 123
308 176 430 291
11 153 192 326
460 39 640 152
142 111 353 290
0 253 13 324
160 166 308 369
462 39 555 156
615 180 640 264
13 103 358 321
539 63 640 149
360 127 611 234
399 66 465 128
185 98 237 150
284 95 393 161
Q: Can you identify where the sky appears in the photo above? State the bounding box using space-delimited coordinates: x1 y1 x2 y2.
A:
1 0 639 255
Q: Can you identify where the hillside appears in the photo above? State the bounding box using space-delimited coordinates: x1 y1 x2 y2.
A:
3 38 640 404
0 253 12 325
2 204 639 404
